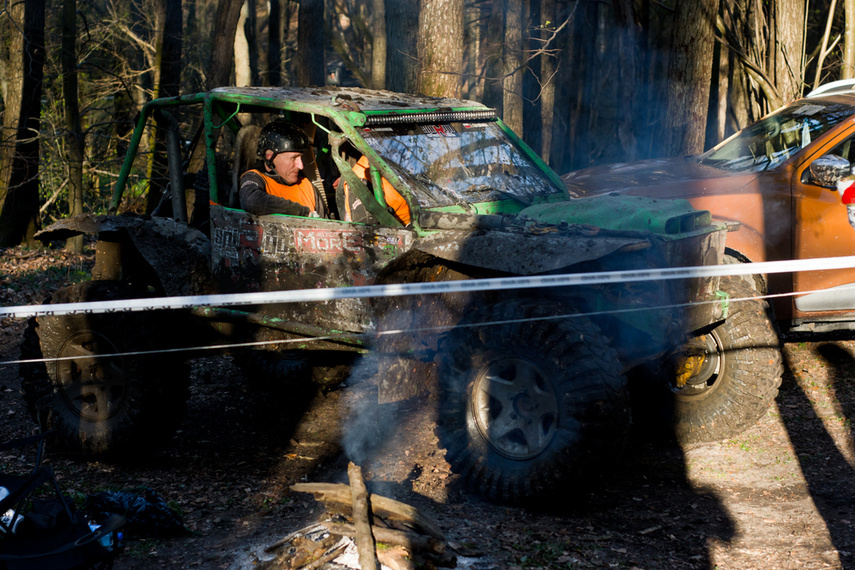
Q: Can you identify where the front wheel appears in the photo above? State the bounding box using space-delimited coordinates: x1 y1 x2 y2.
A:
19 281 190 456
437 299 629 502
636 275 783 443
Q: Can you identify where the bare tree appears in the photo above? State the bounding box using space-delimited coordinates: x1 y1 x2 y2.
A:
296 0 324 86
146 0 183 213
663 0 718 156
386 0 419 93
371 0 386 89
235 0 252 86
0 0 45 247
481 1 505 111
417 0 464 97
539 0 557 163
267 0 282 85
62 0 85 252
502 0 524 135
844 0 855 78
773 0 806 102
208 0 245 88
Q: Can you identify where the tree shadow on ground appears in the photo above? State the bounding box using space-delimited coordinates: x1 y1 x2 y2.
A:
780 335 855 569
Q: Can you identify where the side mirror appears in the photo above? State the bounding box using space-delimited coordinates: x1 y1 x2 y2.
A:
808 154 851 187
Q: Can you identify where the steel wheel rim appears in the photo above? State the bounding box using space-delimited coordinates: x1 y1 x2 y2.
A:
674 330 724 399
470 356 558 460
53 330 128 422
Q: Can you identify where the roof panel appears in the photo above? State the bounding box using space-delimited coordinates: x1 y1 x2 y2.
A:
209 86 489 114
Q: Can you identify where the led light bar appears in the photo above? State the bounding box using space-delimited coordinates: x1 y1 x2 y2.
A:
364 109 497 126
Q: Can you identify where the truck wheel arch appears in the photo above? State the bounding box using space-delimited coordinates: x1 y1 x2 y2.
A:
35 214 213 297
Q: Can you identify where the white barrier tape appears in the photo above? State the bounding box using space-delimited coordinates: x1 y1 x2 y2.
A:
2 291 767 367
3 254 855 320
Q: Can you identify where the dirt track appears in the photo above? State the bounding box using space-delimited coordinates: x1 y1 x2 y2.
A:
2 246 855 569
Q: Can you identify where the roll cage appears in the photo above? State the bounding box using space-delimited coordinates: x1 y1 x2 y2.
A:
109 87 569 235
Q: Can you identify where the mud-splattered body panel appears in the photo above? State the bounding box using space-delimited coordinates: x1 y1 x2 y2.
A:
211 206 415 332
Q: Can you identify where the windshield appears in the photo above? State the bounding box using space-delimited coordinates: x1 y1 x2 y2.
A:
698 101 855 172
360 120 562 208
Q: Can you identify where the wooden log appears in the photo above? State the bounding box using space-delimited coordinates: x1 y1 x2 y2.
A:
296 540 349 570
376 544 417 570
348 462 378 570
415 549 458 569
290 482 445 539
265 522 327 553
322 521 445 554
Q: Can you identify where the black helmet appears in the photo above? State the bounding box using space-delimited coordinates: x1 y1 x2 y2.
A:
257 121 310 161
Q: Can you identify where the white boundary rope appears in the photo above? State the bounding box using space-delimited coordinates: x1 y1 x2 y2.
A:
3 254 855 320
1 291 770 367
3 255 855 366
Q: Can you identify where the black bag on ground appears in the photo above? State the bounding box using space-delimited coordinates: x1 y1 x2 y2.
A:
0 432 125 570
84 488 185 538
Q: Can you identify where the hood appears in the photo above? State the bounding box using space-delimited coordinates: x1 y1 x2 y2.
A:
561 157 761 199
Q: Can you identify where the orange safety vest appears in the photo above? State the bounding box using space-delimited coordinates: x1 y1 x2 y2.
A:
346 157 411 225
248 169 318 212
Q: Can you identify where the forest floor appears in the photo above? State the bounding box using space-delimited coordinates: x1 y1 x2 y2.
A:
2 245 855 569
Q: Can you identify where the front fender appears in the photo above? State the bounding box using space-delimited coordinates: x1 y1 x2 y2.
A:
36 214 213 297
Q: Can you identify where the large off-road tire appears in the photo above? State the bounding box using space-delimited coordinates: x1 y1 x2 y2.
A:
642 275 783 443
19 281 190 457
437 299 629 502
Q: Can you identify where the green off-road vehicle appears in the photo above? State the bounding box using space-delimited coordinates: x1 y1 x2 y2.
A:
20 87 781 501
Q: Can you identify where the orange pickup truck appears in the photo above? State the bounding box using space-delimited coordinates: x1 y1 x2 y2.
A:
563 81 855 334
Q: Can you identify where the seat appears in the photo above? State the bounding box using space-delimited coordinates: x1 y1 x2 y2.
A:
231 124 262 208
0 432 125 570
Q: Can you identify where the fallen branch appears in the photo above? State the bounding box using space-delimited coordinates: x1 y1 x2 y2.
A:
291 482 444 539
322 521 445 554
265 522 327 553
376 544 417 570
348 462 378 570
297 540 349 570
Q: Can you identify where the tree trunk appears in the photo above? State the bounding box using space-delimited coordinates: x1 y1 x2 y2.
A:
522 0 541 155
62 0 85 253
267 0 281 85
246 0 259 85
706 8 729 148
386 0 419 93
417 0 464 97
147 0 183 214
663 0 718 156
0 0 45 247
549 0 573 172
235 1 252 87
774 0 806 101
371 0 387 89
612 0 641 162
481 1 505 111
296 0 324 86
539 0 556 164
844 0 855 78
0 1 25 230
159 0 183 99
208 0 245 88
502 0 524 136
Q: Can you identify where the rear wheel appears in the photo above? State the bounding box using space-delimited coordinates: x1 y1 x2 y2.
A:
437 299 629 502
20 281 190 456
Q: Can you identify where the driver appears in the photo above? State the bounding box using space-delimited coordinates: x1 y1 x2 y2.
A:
239 121 327 218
